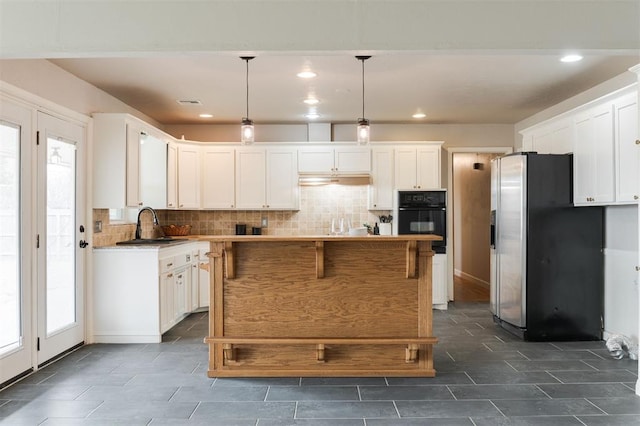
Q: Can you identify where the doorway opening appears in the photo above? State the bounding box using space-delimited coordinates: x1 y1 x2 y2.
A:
447 147 511 303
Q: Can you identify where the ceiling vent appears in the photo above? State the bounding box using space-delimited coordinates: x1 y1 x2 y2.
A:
176 99 202 106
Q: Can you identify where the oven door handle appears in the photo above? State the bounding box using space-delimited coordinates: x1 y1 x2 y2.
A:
398 207 446 211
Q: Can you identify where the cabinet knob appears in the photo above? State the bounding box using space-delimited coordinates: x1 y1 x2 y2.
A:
168 203 173 207
636 139 640 145
138 202 143 206
634 195 639 200
636 266 640 271
179 204 184 207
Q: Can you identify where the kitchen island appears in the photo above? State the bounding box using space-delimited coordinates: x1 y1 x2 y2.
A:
203 235 441 377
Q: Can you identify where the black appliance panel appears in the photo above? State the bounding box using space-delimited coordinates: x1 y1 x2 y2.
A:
397 190 446 253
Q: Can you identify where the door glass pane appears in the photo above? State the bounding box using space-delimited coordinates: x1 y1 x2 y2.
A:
0 122 21 354
46 137 76 335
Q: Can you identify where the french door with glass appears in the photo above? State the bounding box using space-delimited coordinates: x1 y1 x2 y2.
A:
0 104 87 385
0 100 33 385
36 112 86 365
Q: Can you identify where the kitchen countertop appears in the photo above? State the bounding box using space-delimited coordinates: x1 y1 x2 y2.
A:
94 234 442 249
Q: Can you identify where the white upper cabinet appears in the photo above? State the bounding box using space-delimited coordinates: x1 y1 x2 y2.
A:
614 91 639 203
298 145 370 174
93 113 168 209
521 117 573 154
236 147 298 210
202 146 235 209
368 147 394 210
573 102 616 206
177 143 201 209
394 144 442 190
235 149 266 209
266 148 299 209
166 141 178 209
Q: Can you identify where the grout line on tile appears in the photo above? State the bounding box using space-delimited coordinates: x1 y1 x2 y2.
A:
167 386 181 402
446 351 456 362
504 361 519 372
534 384 553 399
583 397 608 415
264 386 270 402
293 400 298 419
574 415 589 426
357 385 363 401
187 401 201 420
392 400 401 418
445 385 457 400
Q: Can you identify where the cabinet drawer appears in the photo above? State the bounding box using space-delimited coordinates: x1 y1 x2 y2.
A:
159 256 176 273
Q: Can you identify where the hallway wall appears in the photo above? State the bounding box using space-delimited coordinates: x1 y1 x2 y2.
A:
452 152 495 285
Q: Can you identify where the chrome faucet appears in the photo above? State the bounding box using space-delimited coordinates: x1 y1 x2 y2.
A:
135 206 160 239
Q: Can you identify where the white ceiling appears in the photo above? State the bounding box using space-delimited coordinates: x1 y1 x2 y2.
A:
50 53 640 126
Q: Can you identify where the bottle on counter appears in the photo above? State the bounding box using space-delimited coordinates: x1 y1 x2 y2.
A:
373 222 380 235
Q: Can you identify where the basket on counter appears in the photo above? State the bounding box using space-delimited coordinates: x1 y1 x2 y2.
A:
161 224 192 236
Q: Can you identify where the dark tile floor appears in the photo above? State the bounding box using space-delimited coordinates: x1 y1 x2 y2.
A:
1 302 639 425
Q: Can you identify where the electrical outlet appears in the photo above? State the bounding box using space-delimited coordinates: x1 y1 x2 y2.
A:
261 217 268 228
94 220 102 233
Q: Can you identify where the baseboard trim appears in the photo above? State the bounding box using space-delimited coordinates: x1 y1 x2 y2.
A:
454 270 490 288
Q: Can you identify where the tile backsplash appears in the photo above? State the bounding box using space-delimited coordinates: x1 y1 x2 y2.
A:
93 185 391 246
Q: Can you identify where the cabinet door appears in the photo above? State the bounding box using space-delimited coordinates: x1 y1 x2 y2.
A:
573 104 615 206
298 147 334 173
139 134 167 208
177 144 201 209
369 148 394 210
432 254 447 307
125 123 142 207
530 119 573 155
334 147 370 173
266 148 298 209
416 146 441 189
591 104 615 204
394 148 418 190
191 262 199 311
160 271 175 333
615 93 639 203
573 111 595 205
174 267 189 318
166 142 178 208
236 149 266 209
202 147 236 209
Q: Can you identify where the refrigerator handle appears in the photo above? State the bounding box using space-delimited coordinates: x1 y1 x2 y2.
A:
490 210 496 249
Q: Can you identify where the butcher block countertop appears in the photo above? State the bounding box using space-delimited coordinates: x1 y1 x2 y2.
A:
203 234 441 378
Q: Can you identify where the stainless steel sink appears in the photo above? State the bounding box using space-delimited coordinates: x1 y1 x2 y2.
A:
115 237 183 245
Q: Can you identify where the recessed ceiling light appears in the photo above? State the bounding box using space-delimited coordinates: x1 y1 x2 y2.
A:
297 71 317 79
199 113 213 118
303 98 320 105
305 112 320 119
560 54 583 63
412 112 426 119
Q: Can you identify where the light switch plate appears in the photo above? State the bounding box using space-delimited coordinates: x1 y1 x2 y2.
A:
94 220 102 233
261 217 268 228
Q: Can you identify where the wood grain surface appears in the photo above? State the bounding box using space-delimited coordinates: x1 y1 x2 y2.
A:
206 238 437 377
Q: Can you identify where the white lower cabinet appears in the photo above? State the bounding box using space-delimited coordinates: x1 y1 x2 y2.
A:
432 253 448 310
197 242 211 309
93 242 206 343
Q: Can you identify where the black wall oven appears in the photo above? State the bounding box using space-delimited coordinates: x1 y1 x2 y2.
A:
397 190 447 253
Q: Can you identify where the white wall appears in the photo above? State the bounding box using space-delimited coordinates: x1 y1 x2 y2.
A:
0 59 158 126
604 205 639 342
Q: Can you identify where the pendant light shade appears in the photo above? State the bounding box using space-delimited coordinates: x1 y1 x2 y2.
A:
240 56 255 144
356 55 371 144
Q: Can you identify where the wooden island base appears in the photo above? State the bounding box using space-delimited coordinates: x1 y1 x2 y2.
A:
204 235 440 377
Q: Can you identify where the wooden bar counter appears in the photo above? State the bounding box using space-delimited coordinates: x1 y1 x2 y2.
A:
203 235 441 377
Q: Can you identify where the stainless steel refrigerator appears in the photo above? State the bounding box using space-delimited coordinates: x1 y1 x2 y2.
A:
490 152 604 341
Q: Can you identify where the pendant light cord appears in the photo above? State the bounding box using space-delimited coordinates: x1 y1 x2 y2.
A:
245 58 249 118
240 56 255 120
355 55 371 121
361 58 365 119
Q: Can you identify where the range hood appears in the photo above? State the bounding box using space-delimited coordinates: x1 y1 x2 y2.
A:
298 174 371 186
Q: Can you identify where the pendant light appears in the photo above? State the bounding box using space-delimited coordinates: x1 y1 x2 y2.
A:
356 55 371 144
240 56 255 144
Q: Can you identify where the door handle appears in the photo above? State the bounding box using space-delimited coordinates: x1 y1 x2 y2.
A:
79 240 89 248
